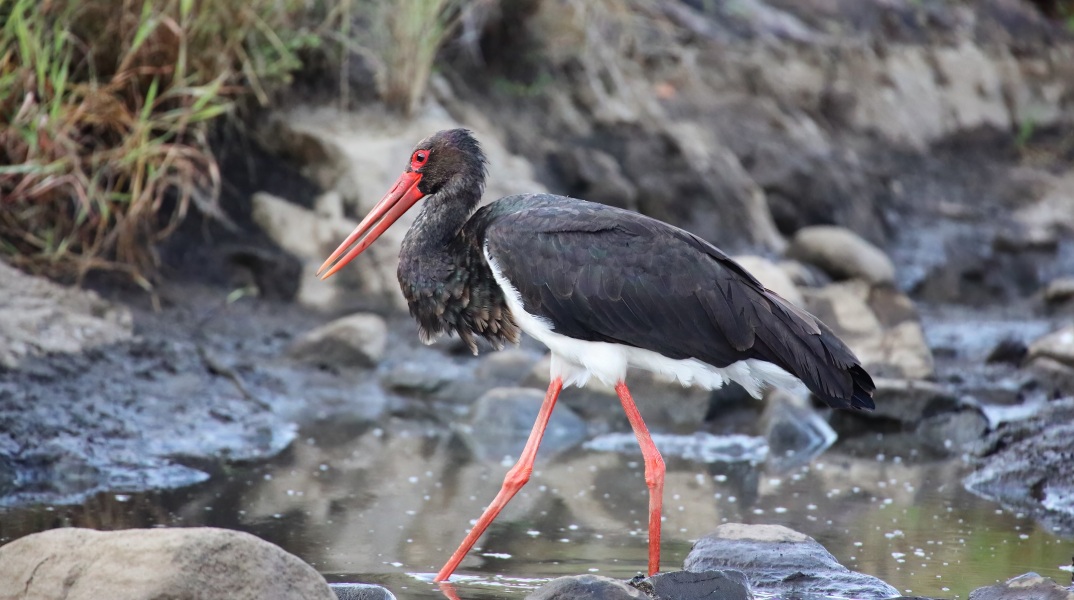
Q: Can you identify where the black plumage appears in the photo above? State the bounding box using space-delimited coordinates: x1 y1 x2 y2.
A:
390 128 873 410
475 195 874 409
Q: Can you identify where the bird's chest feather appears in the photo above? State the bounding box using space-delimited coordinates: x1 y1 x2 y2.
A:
397 244 519 352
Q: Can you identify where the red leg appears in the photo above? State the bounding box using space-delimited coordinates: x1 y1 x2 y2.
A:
434 377 564 582
615 381 664 576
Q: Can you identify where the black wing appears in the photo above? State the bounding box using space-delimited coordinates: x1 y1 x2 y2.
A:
482 196 874 410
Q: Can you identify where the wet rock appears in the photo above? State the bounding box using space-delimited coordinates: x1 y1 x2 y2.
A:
289 313 388 368
526 574 647 599
0 318 302 506
1028 325 1074 368
986 338 1029 365
684 523 900 599
965 397 1074 535
330 583 398 600
635 569 753 600
1026 357 1074 398
0 527 335 600
382 358 470 397
732 255 804 306
801 281 933 379
463 387 588 460
787 226 896 285
0 260 133 369
1044 277 1074 305
760 390 836 472
968 572 1074 600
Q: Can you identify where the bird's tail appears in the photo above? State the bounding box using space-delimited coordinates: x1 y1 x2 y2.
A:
755 293 876 410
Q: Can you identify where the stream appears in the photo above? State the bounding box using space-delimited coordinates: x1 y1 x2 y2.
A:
2 414 1071 599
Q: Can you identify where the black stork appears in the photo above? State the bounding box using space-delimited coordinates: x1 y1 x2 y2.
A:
318 129 875 582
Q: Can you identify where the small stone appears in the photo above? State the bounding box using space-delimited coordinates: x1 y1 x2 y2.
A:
289 313 388 368
788 226 896 285
0 528 336 600
968 572 1074 600
526 574 647 599
1044 277 1074 304
733 255 805 306
1028 326 1074 368
987 338 1029 365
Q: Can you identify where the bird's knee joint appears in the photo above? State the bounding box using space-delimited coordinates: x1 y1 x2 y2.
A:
504 465 531 490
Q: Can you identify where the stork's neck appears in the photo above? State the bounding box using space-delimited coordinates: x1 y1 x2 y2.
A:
402 174 484 251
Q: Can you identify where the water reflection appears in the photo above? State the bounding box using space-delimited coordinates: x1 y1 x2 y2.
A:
1 415 1071 600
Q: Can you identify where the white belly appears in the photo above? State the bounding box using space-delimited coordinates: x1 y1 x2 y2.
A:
485 248 800 396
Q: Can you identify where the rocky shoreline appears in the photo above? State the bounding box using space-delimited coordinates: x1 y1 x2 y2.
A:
1 0 1073 598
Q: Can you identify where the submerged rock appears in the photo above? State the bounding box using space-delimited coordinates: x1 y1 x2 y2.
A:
0 527 336 600
968 572 1074 600
635 569 753 600
787 226 896 285
526 574 647 599
330 583 398 600
289 313 388 368
760 390 836 472
584 432 768 464
684 523 900 599
462 387 588 460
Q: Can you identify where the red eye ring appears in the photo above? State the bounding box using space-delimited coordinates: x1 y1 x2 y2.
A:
411 150 429 168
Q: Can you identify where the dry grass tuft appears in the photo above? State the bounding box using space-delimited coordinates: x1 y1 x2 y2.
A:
0 0 320 285
370 0 466 116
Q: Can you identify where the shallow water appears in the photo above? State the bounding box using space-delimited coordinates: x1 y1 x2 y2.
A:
1 417 1071 600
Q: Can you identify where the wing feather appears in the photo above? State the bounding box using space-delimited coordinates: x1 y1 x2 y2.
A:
482 195 874 409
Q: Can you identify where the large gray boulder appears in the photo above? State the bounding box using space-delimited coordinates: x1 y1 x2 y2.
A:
0 527 337 600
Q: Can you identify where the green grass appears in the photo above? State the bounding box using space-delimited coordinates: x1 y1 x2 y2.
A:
0 0 322 285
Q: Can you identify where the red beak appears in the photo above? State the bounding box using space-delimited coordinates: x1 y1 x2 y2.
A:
317 170 425 279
